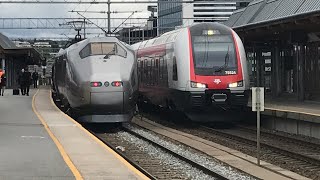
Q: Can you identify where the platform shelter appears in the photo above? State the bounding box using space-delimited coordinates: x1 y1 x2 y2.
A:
0 33 42 88
225 0 320 102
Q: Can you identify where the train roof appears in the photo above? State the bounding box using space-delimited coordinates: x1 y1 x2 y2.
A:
56 37 132 57
133 22 231 50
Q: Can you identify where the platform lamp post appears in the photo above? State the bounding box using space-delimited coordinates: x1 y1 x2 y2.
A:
59 20 91 42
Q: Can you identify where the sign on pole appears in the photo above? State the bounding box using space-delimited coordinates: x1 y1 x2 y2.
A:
252 87 264 166
252 87 264 112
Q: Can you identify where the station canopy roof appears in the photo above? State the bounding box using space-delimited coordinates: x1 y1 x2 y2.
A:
224 0 320 41
0 32 42 65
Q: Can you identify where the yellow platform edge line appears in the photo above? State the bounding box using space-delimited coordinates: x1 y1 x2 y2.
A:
48 90 150 180
32 89 83 180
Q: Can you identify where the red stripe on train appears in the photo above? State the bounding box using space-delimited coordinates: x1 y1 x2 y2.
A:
188 28 196 82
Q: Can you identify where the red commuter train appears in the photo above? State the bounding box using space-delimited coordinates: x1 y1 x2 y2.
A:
132 23 249 117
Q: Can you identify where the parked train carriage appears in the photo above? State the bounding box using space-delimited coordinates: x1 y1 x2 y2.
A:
52 37 138 123
133 22 249 114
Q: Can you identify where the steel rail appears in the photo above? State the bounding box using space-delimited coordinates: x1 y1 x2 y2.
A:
88 129 158 180
237 125 320 149
122 126 228 180
200 125 320 167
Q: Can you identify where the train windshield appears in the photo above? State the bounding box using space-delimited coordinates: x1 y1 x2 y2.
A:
79 42 127 59
192 35 237 76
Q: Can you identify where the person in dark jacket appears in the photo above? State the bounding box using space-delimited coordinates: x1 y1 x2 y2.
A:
32 71 39 88
22 69 32 96
18 69 25 95
0 70 6 96
19 69 32 96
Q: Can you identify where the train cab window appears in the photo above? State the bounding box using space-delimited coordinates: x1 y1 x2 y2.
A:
79 44 90 58
173 57 178 81
79 42 127 59
191 35 237 76
116 44 127 57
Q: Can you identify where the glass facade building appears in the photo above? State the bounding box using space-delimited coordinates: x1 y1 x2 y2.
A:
158 0 252 34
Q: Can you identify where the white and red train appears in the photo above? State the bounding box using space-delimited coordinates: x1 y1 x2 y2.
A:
132 23 249 115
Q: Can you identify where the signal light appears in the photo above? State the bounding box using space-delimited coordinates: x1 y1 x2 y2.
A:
104 81 110 87
90 82 102 87
111 81 123 87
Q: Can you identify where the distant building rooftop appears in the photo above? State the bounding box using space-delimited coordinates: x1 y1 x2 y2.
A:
0 32 42 65
0 33 17 49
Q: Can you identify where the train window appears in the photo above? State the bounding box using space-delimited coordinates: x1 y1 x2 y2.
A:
156 58 160 85
79 42 127 59
116 44 127 58
144 59 148 85
159 57 164 80
101 43 115 54
131 69 136 87
79 44 90 58
152 58 156 86
173 57 178 81
192 35 237 75
140 60 144 82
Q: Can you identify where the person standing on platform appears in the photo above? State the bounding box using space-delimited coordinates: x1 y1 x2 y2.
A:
0 69 6 96
22 69 32 96
32 71 39 88
19 69 25 95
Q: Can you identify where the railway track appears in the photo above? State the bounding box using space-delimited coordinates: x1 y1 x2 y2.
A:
86 124 227 180
138 111 320 180
199 125 320 175
87 124 233 180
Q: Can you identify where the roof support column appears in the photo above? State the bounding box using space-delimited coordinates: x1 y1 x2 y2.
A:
294 44 305 101
1 56 4 72
256 48 263 87
271 41 281 97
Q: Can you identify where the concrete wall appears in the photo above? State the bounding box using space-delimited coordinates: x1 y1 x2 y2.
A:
261 110 320 139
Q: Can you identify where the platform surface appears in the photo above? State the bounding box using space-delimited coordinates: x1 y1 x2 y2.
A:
34 87 147 180
248 95 320 123
0 87 148 180
0 89 74 180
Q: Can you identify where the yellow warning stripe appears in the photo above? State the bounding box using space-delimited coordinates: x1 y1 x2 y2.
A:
32 89 83 180
48 90 150 180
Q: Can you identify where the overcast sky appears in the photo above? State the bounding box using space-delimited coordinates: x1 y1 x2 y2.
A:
0 2 152 39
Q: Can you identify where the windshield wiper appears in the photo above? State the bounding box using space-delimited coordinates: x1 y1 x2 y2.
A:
104 47 116 59
214 46 230 73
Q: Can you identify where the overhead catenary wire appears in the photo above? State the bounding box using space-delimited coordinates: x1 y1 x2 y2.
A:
0 0 249 4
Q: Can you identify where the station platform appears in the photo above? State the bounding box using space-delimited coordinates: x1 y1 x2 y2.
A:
0 87 148 180
248 95 320 139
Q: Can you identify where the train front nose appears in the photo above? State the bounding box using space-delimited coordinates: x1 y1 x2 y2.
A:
86 74 126 114
90 88 124 114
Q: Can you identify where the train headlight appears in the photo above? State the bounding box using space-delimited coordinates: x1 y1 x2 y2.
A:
190 81 207 88
228 80 243 88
